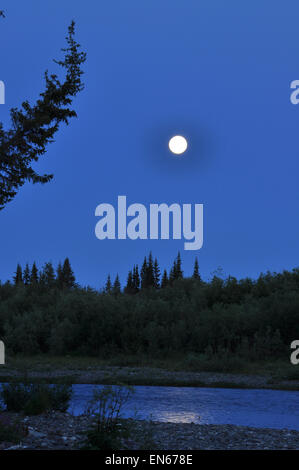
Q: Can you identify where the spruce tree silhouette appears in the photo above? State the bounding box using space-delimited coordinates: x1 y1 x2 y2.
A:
105 274 112 293
23 263 30 285
125 270 135 295
61 258 76 289
13 263 23 285
113 274 121 295
161 269 168 288
42 262 56 286
0 16 86 210
193 257 200 280
153 258 160 289
30 262 39 285
132 265 140 293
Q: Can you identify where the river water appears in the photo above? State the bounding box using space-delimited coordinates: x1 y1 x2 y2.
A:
69 384 299 431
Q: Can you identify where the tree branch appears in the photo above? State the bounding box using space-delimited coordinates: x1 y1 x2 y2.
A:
0 20 86 210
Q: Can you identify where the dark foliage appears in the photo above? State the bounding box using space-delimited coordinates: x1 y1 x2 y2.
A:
0 20 86 209
0 257 298 361
0 383 72 415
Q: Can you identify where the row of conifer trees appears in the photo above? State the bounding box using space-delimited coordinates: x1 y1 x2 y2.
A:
106 252 200 295
13 258 76 290
11 252 201 294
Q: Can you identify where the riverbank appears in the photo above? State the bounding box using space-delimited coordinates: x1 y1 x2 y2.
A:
0 356 299 390
1 411 299 450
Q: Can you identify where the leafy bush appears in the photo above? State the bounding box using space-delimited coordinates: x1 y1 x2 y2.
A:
83 385 134 450
0 383 72 415
0 383 29 412
49 383 73 412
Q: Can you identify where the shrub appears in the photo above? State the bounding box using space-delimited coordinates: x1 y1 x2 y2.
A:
0 383 72 415
0 383 29 412
49 383 73 412
83 385 134 450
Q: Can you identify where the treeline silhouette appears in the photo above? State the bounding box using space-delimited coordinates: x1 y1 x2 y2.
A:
0 254 298 368
9 252 193 294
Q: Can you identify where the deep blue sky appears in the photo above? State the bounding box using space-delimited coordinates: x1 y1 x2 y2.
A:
1 0 299 289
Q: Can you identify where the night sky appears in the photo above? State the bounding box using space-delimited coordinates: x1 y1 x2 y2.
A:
1 0 299 288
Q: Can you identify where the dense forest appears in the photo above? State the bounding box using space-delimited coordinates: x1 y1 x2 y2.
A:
0 254 298 365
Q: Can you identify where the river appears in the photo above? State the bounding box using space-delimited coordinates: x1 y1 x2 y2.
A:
69 384 299 430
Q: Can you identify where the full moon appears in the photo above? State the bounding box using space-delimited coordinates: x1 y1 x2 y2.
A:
169 135 188 155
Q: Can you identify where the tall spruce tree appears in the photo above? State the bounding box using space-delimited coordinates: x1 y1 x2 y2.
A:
13 264 23 285
141 257 148 289
141 252 156 289
113 274 121 295
56 262 63 289
169 265 175 285
39 268 46 285
153 258 160 289
147 252 155 288
105 274 112 293
132 265 140 293
176 252 183 279
193 257 200 280
61 258 76 289
23 263 30 285
169 257 176 284
161 269 168 288
0 20 86 210
125 270 134 295
43 262 56 286
169 252 183 284
30 262 39 285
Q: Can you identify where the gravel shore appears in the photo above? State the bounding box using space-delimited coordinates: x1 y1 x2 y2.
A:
1 412 298 450
1 366 299 390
